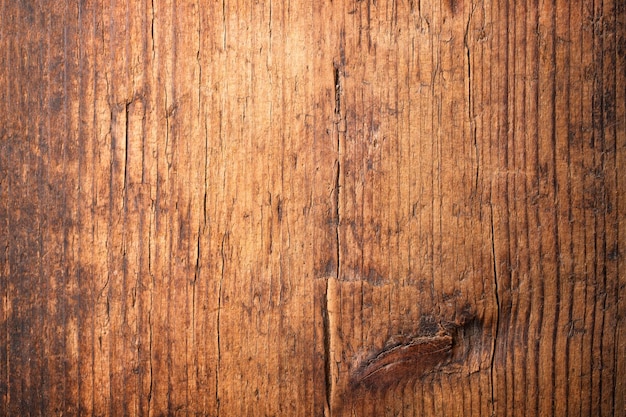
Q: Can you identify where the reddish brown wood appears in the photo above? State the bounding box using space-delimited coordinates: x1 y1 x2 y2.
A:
0 0 623 415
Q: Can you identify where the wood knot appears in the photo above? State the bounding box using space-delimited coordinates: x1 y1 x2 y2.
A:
351 315 476 390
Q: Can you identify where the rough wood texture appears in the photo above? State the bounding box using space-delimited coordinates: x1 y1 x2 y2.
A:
0 0 623 416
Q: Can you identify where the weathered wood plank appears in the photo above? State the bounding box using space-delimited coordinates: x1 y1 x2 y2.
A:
0 0 623 416
325 0 624 416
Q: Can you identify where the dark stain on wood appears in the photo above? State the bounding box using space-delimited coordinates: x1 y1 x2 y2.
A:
448 0 460 15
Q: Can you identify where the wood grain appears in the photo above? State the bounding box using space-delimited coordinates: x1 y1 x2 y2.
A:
0 0 623 416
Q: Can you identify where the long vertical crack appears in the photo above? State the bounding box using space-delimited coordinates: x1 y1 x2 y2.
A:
323 279 333 416
489 197 500 414
333 63 342 279
124 101 130 195
323 61 343 417
464 4 479 193
216 233 225 415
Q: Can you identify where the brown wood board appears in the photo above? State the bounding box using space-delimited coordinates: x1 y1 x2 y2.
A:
0 0 623 415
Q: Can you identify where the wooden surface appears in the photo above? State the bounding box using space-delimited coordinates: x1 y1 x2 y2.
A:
0 0 624 416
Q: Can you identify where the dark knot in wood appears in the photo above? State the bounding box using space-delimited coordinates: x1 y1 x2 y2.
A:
351 315 474 390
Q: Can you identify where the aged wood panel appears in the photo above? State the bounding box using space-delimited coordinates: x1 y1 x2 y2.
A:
2 0 336 415
0 0 624 416
325 0 625 416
